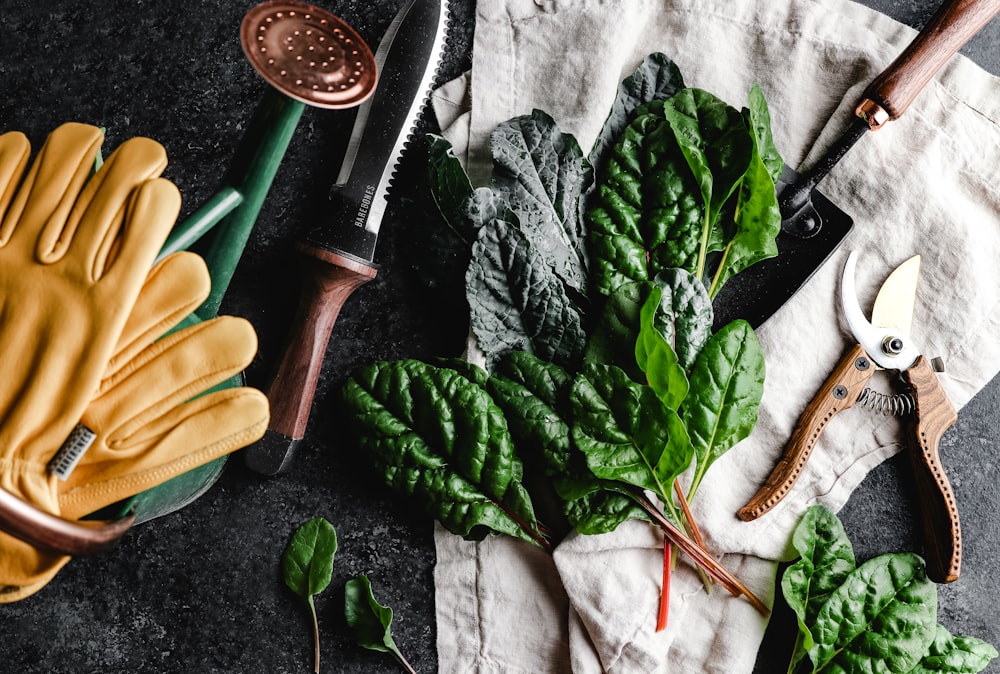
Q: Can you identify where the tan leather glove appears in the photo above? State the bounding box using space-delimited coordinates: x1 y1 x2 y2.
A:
0 123 180 587
0 311 267 603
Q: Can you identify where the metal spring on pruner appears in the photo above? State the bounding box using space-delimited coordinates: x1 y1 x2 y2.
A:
856 387 915 416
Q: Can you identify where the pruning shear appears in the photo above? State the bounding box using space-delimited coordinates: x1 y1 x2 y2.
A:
737 251 961 583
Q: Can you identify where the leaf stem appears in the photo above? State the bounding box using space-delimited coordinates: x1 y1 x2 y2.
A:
393 648 418 674
308 595 320 674
629 487 770 616
656 540 672 632
673 481 705 548
500 504 553 554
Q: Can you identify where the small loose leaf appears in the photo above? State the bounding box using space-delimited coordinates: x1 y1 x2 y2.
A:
282 517 338 674
345 575 416 674
283 517 338 599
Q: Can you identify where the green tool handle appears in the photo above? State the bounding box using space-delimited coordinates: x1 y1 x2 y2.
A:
194 87 305 317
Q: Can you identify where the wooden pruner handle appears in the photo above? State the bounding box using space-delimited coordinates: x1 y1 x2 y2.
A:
903 355 961 583
738 344 876 521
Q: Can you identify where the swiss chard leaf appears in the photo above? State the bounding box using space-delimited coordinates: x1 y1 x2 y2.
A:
466 219 586 367
663 88 752 224
809 553 938 673
907 625 999 673
707 88 782 297
344 575 416 674
584 280 651 382
342 360 545 548
486 351 644 535
590 52 686 170
570 362 693 515
681 319 765 497
490 109 593 293
636 286 688 411
743 83 783 183
587 106 704 294
781 505 856 664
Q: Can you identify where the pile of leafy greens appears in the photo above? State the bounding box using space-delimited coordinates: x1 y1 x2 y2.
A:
342 53 780 620
783 505 997 674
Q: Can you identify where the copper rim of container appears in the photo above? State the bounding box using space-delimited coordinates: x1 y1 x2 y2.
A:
240 0 377 109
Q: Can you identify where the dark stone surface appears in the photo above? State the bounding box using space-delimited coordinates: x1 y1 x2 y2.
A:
0 1 997 672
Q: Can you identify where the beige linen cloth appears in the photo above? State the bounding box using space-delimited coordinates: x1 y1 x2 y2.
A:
430 0 1000 671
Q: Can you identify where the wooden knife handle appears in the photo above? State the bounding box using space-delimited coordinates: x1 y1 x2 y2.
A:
266 245 377 441
902 356 961 583
738 344 875 521
859 0 1000 126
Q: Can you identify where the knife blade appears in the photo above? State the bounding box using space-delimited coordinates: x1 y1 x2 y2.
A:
245 0 450 475
714 0 1000 330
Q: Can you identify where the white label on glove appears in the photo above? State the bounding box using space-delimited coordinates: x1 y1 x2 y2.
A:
48 423 97 481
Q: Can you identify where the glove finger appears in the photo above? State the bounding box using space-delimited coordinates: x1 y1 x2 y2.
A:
60 388 269 519
38 134 170 269
92 314 258 412
105 251 211 377
0 123 103 250
0 131 31 222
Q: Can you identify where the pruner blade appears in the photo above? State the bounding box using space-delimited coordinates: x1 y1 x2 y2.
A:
841 250 922 371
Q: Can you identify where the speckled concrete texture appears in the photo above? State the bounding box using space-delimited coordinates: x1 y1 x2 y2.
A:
0 1 998 673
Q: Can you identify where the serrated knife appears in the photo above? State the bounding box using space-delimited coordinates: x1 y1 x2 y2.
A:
245 0 449 475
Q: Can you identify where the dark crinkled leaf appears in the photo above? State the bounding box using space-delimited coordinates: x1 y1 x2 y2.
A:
809 553 938 673
467 220 586 367
570 362 693 504
342 360 543 546
487 351 642 534
907 625 999 673
465 185 512 232
590 52 686 169
427 133 477 245
651 268 713 371
490 109 592 293
681 319 765 496
781 505 856 664
282 517 338 600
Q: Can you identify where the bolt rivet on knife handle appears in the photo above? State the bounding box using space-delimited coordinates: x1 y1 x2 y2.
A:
0 485 135 556
857 0 1000 129
738 344 875 521
244 245 376 476
902 356 961 583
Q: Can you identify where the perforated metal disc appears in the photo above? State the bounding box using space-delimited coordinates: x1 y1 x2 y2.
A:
241 0 376 109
